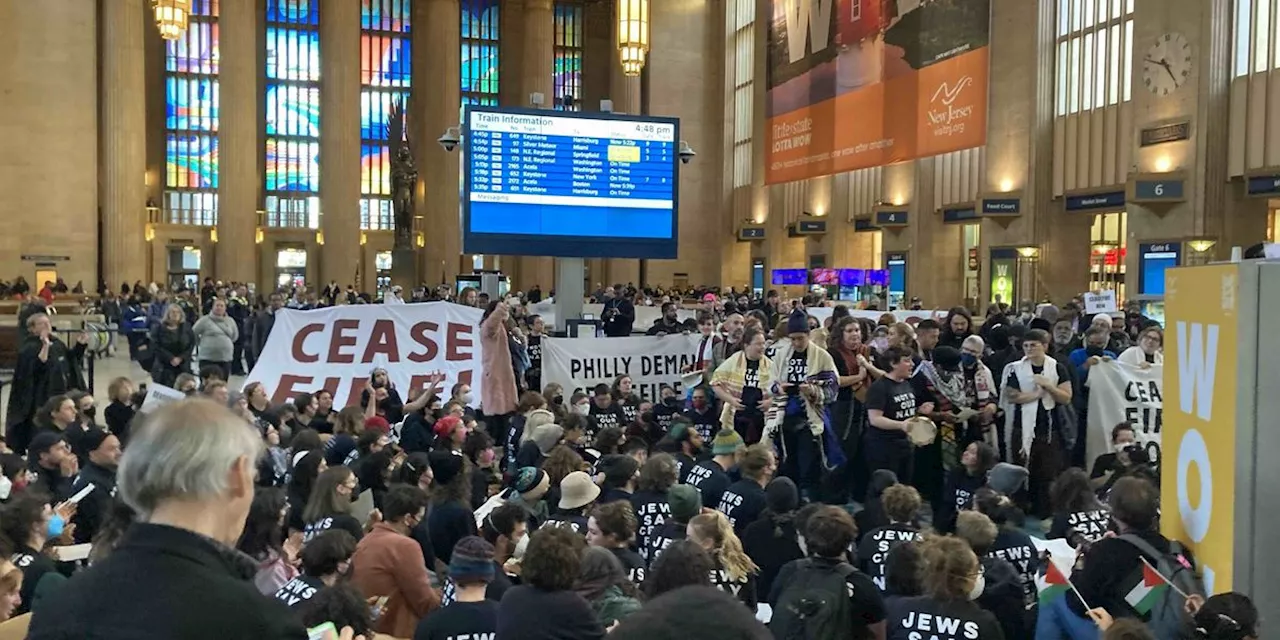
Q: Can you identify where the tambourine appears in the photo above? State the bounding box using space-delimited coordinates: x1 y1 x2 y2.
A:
905 417 938 447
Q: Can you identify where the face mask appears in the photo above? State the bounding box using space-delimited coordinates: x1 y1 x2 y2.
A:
461 393 473 404
552 395 564 405
47 514 65 539
83 406 96 420
663 397 679 407
968 571 986 600
692 398 708 410
574 403 591 416
870 337 889 352
1086 345 1105 356
0 476 11 501
960 353 978 367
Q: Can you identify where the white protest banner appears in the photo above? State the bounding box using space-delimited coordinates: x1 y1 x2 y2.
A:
805 307 946 326
528 301 697 332
1084 289 1118 314
1086 361 1163 466
244 302 484 408
542 334 702 399
139 384 187 414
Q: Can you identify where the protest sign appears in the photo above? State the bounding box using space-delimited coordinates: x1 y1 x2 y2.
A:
1086 361 1163 466
139 384 186 414
1084 289 1118 314
542 334 702 399
243 302 484 408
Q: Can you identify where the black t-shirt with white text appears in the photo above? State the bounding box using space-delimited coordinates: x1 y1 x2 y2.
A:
1048 507 1112 544
645 520 687 564
865 376 916 440
672 451 698 485
653 402 681 434
610 546 648 585
527 334 543 372
273 574 326 609
856 524 924 592
988 528 1041 608
886 596 1005 640
630 490 671 561
717 479 767 534
414 600 499 640
303 513 364 544
684 407 720 442
786 349 808 394
687 459 732 509
541 513 589 536
739 358 764 416
589 403 627 435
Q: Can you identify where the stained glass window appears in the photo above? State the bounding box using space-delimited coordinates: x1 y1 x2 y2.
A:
164 0 219 225
461 0 500 107
553 1 583 111
361 0 411 230
265 0 321 228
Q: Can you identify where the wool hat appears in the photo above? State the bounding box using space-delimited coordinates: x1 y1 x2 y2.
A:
764 477 799 515
710 429 744 456
448 536 496 583
987 462 1030 496
1028 318 1054 333
530 424 564 456
433 415 463 439
667 420 692 443
786 307 809 335
512 467 547 495
597 454 639 488
79 428 113 454
363 416 391 433
429 450 465 487
666 484 701 522
558 470 601 510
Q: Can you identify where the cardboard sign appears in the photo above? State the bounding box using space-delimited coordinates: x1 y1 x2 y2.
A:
1083 289 1118 314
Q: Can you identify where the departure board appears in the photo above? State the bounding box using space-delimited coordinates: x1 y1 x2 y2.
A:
462 106 681 259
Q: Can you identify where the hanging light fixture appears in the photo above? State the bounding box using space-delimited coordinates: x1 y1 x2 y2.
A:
152 0 192 40
617 0 650 77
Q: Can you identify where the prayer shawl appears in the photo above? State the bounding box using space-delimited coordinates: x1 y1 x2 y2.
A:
916 361 998 468
710 352 775 433
763 343 847 470
999 355 1059 460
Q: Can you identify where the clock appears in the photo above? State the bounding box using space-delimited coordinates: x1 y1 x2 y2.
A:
1142 32 1193 96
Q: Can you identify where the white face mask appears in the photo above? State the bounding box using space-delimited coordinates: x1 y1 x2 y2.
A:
574 403 591 416
461 393 474 405
968 571 986 600
0 475 11 501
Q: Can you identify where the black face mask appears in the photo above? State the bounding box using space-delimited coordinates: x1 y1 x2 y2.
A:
1086 345 1105 356
84 406 96 420
552 395 564 405
663 397 679 407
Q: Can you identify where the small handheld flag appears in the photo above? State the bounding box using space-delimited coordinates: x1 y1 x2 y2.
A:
1124 557 1180 615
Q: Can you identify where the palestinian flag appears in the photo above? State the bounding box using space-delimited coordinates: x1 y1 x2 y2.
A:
1124 560 1169 615
1037 558 1070 604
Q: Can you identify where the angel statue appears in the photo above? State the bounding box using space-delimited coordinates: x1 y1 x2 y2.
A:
387 97 418 251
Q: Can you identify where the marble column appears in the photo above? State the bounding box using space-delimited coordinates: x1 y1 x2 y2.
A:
412 0 462 286
320 0 362 286
517 0 557 292
102 0 148 288
604 8 643 288
217 0 260 284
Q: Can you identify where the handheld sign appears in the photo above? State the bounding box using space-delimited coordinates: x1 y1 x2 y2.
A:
67 483 95 505
1083 289 1118 315
138 384 186 414
51 544 92 562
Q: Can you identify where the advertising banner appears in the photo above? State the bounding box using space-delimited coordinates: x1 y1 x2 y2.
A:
765 0 991 184
541 334 703 399
1086 362 1164 467
244 302 485 408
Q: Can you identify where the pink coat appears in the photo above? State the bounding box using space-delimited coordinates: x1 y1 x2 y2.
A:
480 304 518 415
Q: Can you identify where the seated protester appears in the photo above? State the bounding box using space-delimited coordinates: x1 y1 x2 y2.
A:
610 585 773 640
1048 467 1112 545
884 536 1005 640
26 432 77 502
464 430 500 510
593 426 627 458
642 539 715 600
629 454 678 558
646 484 701 563
324 406 367 468
562 414 600 468
296 583 374 640
516 424 564 471
426 451 478 565
3 492 69 616
688 511 759 611
257 423 289 488
1090 423 1138 489
309 389 338 433
716 444 776 535
596 454 639 504
1099 444 1161 499
954 511 1028 640
650 384 683 441
611 375 643 425
768 506 886 640
0 555 22 623
1188 592 1257 640
284 396 316 440
935 441 998 534
972 488 1040 612
506 467 552 529
286 450 326 535
104 377 138 445
69 429 122 545
497 527 607 640
621 437 649 466
543 471 599 535
576 546 643 628
432 415 469 456
688 429 744 509
542 445 588 519
588 383 628 437
399 392 442 455
854 470 899 546
857 483 925 593
683 385 720 443
351 484 440 638
416 537 501 640
658 418 705 483
354 449 396 512
273 529 357 610
740 477 803 600
586 501 647 585
349 427 391 473
304 468 366 544
236 488 299 595
465 503 528 603
883 541 925 598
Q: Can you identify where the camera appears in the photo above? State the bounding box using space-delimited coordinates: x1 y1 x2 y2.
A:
678 140 697 164
438 127 461 152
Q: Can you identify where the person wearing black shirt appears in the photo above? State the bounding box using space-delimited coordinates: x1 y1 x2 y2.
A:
274 529 357 610
416 537 501 640
1047 467 1112 545
651 385 683 437
588 384 628 434
26 432 77 502
302 467 365 544
596 454 639 505
688 511 759 611
309 389 337 434
657 418 704 483
611 376 643 425
973 488 1040 612
646 302 684 336
885 537 1004 640
682 386 720 442
687 429 743 508
103 377 137 445
601 286 635 337
70 429 121 545
526 314 546 390
6 312 87 456
427 452 478 564
740 478 803 600
710 325 772 445
865 347 929 484
716 444 774 535
935 441 997 534
856 484 924 592
587 501 648 585
1000 328 1074 518
496 527 607 640
646 485 700 563
1090 423 1136 488
629 454 677 557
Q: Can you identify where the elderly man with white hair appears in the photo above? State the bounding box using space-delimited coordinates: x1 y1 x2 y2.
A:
959 335 1000 450
27 400 365 640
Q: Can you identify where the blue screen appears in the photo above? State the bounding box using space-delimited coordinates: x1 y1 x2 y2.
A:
771 269 808 285
887 259 906 295
463 106 680 258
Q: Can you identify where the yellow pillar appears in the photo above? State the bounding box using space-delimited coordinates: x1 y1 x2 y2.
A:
413 0 462 286
516 0 557 292
320 0 361 287
217 0 260 284
102 0 148 288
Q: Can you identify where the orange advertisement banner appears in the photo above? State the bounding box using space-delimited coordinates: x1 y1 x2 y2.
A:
765 0 991 185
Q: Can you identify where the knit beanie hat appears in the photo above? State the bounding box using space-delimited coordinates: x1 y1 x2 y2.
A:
448 536 496 583
786 307 809 336
667 484 701 522
531 424 564 456
710 429 745 456
429 450 465 487
987 462 1030 496
512 467 547 495
364 416 391 433
764 477 799 515
433 415 463 439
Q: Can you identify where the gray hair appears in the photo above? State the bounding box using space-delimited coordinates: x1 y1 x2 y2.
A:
962 335 986 352
118 399 264 519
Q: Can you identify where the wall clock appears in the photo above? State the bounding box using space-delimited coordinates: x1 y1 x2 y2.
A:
1143 32 1193 97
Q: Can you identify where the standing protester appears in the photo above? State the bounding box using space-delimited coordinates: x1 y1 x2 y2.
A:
192 298 239 381
249 293 285 371
827 316 874 503
150 304 196 388
711 325 773 445
481 301 520 443
865 347 928 484
1000 328 1074 518
351 484 440 639
227 285 252 375
6 313 87 456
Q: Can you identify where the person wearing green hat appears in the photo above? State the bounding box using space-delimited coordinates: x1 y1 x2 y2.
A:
657 417 704 484
686 428 745 509
645 484 702 563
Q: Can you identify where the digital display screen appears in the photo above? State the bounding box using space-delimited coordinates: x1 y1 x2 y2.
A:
838 269 864 286
1139 243 1180 296
772 269 808 285
866 269 890 287
811 268 839 285
463 106 680 258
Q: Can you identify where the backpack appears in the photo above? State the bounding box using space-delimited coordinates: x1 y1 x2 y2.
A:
1117 534 1205 640
769 559 856 640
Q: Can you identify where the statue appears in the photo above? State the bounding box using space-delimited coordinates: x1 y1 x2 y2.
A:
387 97 417 251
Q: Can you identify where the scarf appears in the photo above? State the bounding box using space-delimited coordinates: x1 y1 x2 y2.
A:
710 351 774 433
834 343 871 400
762 343 847 470
1000 355 1059 459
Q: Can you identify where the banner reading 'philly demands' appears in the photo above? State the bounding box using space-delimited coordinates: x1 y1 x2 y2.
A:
542 334 702 400
766 0 991 183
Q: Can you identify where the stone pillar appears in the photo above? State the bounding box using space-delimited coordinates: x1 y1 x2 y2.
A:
517 0 557 292
217 0 260 284
412 0 462 286
604 9 644 289
320 0 362 287
102 0 148 288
